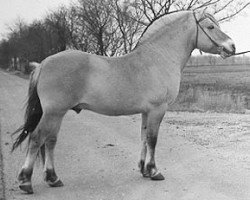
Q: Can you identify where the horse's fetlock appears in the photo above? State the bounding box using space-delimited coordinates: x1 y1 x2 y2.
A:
146 162 156 170
18 168 33 182
44 168 58 183
44 168 64 187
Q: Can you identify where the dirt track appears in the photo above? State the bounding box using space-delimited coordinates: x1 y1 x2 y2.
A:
1 70 250 200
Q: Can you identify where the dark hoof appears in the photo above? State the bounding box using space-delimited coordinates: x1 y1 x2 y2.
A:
19 183 33 194
47 179 64 187
150 172 165 181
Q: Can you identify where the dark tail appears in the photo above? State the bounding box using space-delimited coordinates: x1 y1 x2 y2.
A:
12 63 43 158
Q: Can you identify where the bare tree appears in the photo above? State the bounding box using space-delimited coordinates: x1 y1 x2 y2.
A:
134 0 173 23
44 6 71 52
66 6 87 51
76 0 121 56
133 0 250 24
111 0 144 54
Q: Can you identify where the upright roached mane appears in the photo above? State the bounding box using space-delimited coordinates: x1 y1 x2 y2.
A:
12 10 235 194
137 11 185 46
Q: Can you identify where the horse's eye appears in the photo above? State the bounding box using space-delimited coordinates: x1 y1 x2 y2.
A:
208 25 215 30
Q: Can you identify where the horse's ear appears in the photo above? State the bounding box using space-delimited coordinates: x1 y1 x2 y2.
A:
202 7 208 14
195 7 207 21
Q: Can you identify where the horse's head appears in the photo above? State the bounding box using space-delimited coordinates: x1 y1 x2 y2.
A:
194 10 235 58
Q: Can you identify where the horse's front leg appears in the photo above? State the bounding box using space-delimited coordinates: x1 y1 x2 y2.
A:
144 105 166 180
138 113 148 176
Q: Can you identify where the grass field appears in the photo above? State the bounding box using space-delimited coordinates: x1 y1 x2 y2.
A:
169 64 250 113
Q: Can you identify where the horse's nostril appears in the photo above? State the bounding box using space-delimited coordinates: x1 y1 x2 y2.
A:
232 44 236 53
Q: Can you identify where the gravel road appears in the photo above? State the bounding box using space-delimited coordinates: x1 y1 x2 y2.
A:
1 70 250 200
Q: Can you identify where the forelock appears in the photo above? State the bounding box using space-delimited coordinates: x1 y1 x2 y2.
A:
202 13 220 27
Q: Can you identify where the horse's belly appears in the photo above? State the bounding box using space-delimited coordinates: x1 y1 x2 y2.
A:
77 100 143 116
81 78 145 116
90 106 142 116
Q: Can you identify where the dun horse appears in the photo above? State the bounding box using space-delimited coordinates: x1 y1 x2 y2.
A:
12 10 235 194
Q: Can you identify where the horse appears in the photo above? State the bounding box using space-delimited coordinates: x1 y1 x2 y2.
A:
12 10 235 194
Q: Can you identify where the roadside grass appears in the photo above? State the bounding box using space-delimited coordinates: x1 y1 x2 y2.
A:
0 68 29 80
0 124 5 200
169 65 250 113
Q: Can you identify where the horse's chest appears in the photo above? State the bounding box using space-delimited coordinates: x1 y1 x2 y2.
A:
149 73 181 105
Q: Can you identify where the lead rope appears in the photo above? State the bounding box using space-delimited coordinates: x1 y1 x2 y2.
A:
233 50 250 56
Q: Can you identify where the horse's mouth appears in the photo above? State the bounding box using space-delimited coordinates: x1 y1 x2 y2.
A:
219 47 235 58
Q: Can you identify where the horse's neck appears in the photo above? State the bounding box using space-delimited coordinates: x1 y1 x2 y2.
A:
138 12 196 71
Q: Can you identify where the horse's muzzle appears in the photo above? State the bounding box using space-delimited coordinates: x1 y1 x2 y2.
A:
219 43 236 58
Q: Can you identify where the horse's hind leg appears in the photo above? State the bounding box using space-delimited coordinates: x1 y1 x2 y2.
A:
18 116 47 194
18 111 65 193
18 132 41 194
43 113 64 187
144 106 166 180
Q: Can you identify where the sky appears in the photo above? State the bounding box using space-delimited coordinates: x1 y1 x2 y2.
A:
0 0 73 37
0 0 250 54
221 6 250 53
